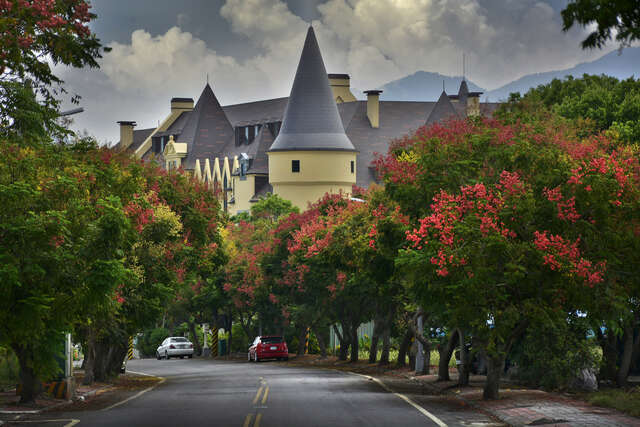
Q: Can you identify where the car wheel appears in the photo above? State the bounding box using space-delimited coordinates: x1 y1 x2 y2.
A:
156 352 161 360
165 351 169 360
187 355 193 359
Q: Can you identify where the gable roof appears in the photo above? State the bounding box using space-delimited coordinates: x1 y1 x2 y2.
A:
268 26 355 153
179 83 234 169
113 127 154 152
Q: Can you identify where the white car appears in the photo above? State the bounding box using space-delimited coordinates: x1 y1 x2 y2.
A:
156 337 194 359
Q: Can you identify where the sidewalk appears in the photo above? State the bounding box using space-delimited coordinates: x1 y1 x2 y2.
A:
407 372 640 427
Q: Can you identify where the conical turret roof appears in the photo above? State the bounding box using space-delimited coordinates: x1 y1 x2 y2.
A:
268 27 355 152
458 79 469 104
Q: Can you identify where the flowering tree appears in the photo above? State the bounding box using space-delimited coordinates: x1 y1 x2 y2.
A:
0 0 107 126
377 109 640 398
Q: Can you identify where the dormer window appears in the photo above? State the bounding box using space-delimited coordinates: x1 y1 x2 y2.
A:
239 153 250 181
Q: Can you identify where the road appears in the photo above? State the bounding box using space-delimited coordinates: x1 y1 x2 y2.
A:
1 358 504 426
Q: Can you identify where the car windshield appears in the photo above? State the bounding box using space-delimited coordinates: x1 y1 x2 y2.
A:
261 336 283 344
171 337 189 342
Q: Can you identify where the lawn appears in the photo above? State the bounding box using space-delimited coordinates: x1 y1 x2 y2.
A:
587 386 640 417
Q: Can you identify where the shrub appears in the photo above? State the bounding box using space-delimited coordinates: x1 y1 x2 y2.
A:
510 311 595 390
137 328 170 358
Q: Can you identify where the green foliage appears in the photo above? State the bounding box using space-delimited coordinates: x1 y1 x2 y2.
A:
0 347 19 391
137 328 170 358
250 193 299 222
510 311 595 390
520 74 640 143
561 0 640 49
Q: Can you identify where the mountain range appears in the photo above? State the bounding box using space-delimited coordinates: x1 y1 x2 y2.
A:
377 47 640 103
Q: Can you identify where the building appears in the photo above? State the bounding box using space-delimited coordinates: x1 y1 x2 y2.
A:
115 26 499 215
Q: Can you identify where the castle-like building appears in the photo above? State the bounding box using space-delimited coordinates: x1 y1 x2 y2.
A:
116 27 498 214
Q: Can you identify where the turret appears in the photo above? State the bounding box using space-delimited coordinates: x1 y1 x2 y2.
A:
267 26 357 210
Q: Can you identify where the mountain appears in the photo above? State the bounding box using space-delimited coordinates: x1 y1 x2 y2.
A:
375 47 639 103
485 47 640 101
379 71 485 102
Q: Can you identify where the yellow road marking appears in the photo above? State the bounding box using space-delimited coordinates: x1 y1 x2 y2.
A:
261 386 269 405
254 413 263 427
242 413 253 427
252 385 264 405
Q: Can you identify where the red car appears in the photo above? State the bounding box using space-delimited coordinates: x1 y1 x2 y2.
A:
248 336 289 362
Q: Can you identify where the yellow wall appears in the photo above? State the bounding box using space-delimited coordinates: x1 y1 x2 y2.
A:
467 97 480 116
268 151 356 209
229 174 255 215
329 77 357 103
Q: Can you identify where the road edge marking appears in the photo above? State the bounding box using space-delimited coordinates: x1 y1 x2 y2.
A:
101 370 165 411
348 372 448 427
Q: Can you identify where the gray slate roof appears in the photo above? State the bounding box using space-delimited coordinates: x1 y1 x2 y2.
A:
425 91 459 126
112 127 154 152
179 84 235 169
268 27 355 153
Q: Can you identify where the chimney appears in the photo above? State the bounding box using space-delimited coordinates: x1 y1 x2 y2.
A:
117 121 136 150
328 73 356 103
170 97 194 113
364 90 382 128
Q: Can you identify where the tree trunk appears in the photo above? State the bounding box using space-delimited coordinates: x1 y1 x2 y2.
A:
297 326 307 356
438 329 458 381
397 329 413 368
189 321 202 356
616 325 634 387
334 324 349 361
13 344 40 404
457 329 469 386
598 328 617 381
349 324 359 363
82 332 96 385
314 327 328 359
483 355 504 400
369 315 382 363
379 320 391 366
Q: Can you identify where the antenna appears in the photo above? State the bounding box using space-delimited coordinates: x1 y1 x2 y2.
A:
463 53 466 81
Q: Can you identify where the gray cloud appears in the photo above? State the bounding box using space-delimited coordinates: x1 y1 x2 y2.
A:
59 0 620 144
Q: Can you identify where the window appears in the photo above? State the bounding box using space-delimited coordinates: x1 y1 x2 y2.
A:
244 126 249 143
292 160 300 173
160 136 166 153
350 160 354 174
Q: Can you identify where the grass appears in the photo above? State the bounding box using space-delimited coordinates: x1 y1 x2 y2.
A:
587 386 640 417
352 348 457 368
0 347 19 391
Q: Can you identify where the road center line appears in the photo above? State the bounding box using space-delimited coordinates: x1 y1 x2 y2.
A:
242 413 253 427
348 372 448 427
261 386 269 405
254 413 263 427
252 386 264 405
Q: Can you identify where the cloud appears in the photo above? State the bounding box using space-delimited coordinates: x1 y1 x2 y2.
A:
58 0 617 144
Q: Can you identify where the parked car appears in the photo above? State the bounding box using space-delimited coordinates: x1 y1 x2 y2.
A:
156 337 194 359
248 336 288 362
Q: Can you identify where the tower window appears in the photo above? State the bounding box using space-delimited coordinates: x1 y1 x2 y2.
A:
292 160 300 173
350 160 354 174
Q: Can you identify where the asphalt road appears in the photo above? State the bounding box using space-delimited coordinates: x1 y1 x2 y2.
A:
2 358 504 427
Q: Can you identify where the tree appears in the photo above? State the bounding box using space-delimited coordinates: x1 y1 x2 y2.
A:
562 0 640 49
0 0 108 124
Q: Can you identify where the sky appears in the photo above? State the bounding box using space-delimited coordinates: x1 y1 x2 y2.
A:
57 0 623 145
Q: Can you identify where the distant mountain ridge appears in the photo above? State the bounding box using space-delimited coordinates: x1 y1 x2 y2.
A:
485 47 640 101
379 71 485 102
377 47 639 103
